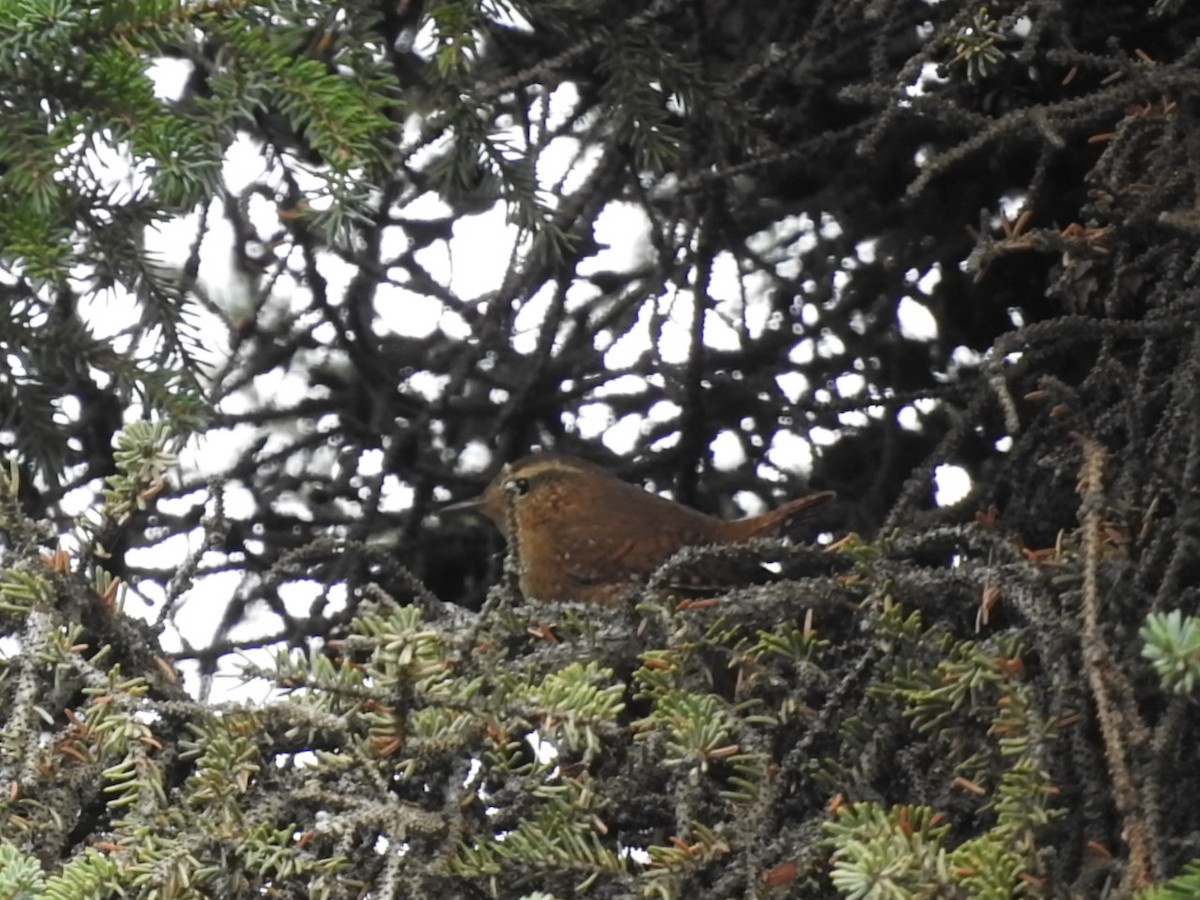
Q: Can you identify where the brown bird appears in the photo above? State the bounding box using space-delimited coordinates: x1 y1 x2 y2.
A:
445 453 834 605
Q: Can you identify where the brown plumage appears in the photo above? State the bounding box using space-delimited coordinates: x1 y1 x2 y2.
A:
446 453 834 605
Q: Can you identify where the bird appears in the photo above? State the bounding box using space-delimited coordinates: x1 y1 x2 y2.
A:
444 453 834 605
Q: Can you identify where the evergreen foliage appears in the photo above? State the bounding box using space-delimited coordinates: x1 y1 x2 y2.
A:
2 0 1200 896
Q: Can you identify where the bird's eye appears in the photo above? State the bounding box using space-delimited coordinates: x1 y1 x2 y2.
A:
507 477 531 497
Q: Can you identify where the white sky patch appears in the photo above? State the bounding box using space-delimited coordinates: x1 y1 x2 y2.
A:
402 190 454 220
168 656 280 706
648 398 682 422
897 296 938 340
485 0 533 31
708 251 741 303
456 441 494 475
358 448 385 478
744 289 778 340
575 403 614 439
536 134 581 187
544 81 581 130
902 264 940 296
251 363 321 410
144 197 285 349
604 302 651 368
525 732 559 766
815 212 842 240
559 143 605 196
896 397 940 431
70 131 142 208
146 57 193 102
593 373 648 397
374 284 447 339
54 393 80 429
280 579 334 619
162 569 246 649
934 464 971 506
655 292 697 365
591 398 682 451
143 206 204 271
774 254 801 281
579 201 655 278
835 371 871 429
907 61 947 98
733 490 766 516
819 332 846 357
566 280 603 316
244 190 280 238
124 528 205 579
748 213 817 262
836 372 865 397
512 282 555 354
952 345 984 368
176 439 252 500
998 192 1028 222
378 474 416 513
59 475 103 517
775 371 809 403
810 426 838 446
702 306 743 351
603 414 644 455
449 206 518 299
710 430 746 469
768 430 813 475
915 264 940 296
709 248 779 341
649 430 680 451
222 133 273 195
404 370 451 402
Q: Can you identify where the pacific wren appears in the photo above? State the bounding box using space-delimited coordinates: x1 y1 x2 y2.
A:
446 453 834 605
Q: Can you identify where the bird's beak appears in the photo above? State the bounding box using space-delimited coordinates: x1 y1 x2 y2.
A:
441 495 487 515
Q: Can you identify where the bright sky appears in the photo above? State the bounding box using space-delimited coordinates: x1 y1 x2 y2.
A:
42 28 981 700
